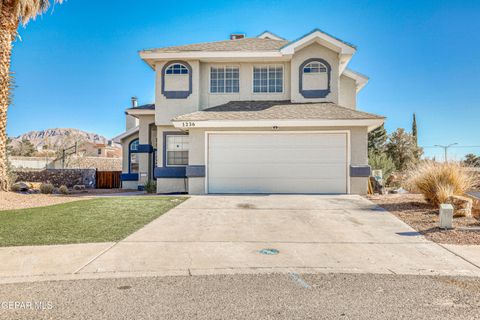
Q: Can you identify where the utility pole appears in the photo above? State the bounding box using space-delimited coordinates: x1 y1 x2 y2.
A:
434 143 458 162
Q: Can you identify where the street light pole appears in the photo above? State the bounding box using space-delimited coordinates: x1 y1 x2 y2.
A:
434 143 458 162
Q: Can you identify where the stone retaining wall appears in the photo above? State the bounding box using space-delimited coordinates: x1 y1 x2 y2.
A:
15 169 96 188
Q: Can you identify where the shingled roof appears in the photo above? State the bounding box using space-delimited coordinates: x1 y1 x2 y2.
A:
127 103 155 110
144 37 289 53
173 101 384 122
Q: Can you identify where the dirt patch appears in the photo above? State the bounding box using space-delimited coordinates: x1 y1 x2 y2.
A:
368 194 480 245
0 192 91 211
0 189 138 211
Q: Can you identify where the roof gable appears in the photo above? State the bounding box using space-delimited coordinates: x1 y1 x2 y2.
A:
280 29 356 55
256 31 286 41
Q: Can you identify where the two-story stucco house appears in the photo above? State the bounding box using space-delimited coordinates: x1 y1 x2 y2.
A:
113 29 384 194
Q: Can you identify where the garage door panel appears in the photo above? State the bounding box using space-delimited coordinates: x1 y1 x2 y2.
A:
210 148 346 163
207 133 348 194
209 178 346 194
209 163 347 179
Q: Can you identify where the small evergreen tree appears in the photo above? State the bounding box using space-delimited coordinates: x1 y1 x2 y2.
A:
412 113 418 146
368 124 387 155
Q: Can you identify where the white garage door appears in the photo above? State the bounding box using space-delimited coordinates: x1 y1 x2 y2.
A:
207 132 348 194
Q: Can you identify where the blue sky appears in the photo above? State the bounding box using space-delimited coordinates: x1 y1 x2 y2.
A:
8 0 480 160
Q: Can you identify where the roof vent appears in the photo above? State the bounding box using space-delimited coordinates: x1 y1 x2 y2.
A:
131 96 138 108
230 33 245 40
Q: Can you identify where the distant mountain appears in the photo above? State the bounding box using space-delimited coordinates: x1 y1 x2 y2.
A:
9 128 115 150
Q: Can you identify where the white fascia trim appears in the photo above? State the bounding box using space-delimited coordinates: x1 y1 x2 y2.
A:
280 30 356 56
140 50 284 61
173 118 384 131
343 69 369 93
257 31 286 41
126 109 155 116
112 126 139 143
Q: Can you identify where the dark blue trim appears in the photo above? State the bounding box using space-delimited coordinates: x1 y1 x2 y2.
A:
137 185 145 191
154 167 186 178
299 58 332 99
186 165 205 177
121 173 139 181
135 144 154 153
350 165 371 177
128 139 139 175
161 61 192 99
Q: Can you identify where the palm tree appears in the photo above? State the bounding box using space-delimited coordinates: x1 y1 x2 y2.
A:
0 0 62 191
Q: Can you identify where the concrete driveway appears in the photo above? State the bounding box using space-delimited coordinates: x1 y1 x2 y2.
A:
76 195 480 277
2 195 480 283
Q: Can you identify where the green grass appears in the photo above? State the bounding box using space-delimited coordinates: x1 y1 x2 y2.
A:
0 196 187 247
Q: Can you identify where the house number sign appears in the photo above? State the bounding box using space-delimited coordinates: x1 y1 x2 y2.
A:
182 122 196 128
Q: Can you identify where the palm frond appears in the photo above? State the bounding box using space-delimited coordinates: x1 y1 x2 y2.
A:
9 0 63 26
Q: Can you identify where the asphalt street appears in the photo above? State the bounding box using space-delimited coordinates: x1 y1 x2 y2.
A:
1 273 480 319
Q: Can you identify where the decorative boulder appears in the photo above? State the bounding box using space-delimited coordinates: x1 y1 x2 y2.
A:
12 182 29 192
446 195 473 217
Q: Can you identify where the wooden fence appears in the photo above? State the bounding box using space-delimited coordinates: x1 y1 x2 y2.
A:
96 171 121 189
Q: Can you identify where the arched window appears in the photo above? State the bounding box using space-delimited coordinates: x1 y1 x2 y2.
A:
165 63 189 75
299 58 331 98
129 139 139 173
303 61 327 73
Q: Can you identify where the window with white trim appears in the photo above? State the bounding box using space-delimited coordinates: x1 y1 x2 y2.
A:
303 61 327 73
166 135 189 166
253 65 283 93
165 63 189 75
210 66 239 93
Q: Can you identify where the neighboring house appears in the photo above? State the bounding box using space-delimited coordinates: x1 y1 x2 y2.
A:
78 141 122 158
114 29 384 194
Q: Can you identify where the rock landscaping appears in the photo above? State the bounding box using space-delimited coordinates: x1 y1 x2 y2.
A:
368 193 480 245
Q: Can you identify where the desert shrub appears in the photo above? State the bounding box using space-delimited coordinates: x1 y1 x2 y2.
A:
406 161 476 206
59 185 69 195
73 185 85 191
368 151 396 183
144 180 157 194
39 183 54 194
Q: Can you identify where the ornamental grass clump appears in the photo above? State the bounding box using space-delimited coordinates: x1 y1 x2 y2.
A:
406 161 476 206
40 183 54 194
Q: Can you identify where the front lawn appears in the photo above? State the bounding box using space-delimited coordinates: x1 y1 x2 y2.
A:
0 196 187 247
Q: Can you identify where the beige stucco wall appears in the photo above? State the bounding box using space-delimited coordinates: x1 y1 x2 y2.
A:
198 62 291 109
339 75 357 109
155 61 200 126
290 43 340 104
126 114 139 130
187 126 369 195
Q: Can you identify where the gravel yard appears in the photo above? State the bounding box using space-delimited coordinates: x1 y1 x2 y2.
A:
0 189 138 211
368 194 480 245
0 192 90 211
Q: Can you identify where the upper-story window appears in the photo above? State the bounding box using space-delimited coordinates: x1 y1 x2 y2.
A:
299 58 331 98
210 66 240 93
303 61 327 73
253 65 283 93
165 63 189 75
